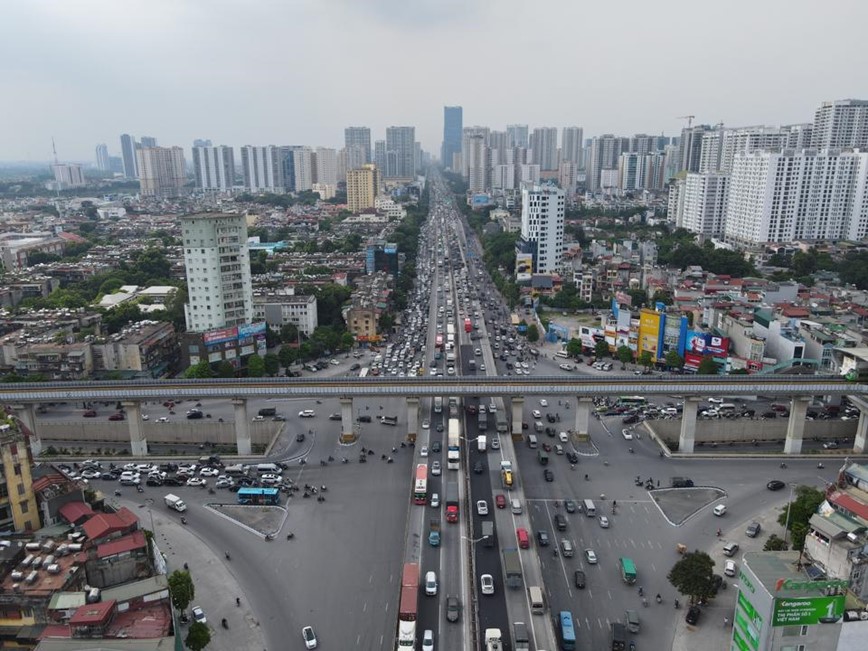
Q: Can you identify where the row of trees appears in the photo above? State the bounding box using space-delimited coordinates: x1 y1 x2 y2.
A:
168 569 211 650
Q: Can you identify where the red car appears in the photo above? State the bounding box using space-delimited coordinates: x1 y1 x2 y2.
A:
108 413 125 421
83 410 97 417
495 494 507 509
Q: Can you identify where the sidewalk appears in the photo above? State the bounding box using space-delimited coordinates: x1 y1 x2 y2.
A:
148 505 267 651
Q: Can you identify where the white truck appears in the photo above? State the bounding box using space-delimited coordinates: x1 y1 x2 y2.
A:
477 435 487 452
164 494 187 512
485 628 503 651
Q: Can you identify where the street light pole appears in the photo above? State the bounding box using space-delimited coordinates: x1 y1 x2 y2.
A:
783 483 795 544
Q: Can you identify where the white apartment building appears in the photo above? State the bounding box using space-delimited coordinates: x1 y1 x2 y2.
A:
520 184 565 274
241 145 284 193
465 134 489 193
192 145 235 191
492 164 516 191
181 213 253 332
724 149 868 246
812 99 868 149
291 147 314 192
51 164 85 188
136 146 187 198
314 147 338 187
519 164 540 185
253 292 318 335
681 172 729 237
699 126 789 174
530 127 558 171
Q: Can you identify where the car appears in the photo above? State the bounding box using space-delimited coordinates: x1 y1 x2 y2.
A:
80 469 101 479
296 432 305 443
566 451 579 464
542 442 552 452
422 419 430 429
302 625 318 649
622 429 633 440
540 399 548 407
823 441 838 449
357 415 372 423
163 476 183 487
585 549 597 564
724 560 737 577
422 629 434 651
199 467 219 477
490 437 500 450
476 500 489 516
252 415 265 422
420 445 429 457
599 516 610 528
746 521 761 538
686 605 701 625
564 499 577 514
431 461 441 476
532 409 542 418
446 595 460 622
574 570 586 588
298 409 315 418
495 494 506 509
713 504 727 516
83 410 97 417
108 412 125 421
436 422 444 432
191 606 206 624
473 461 484 474
544 469 554 482
537 530 550 546
272 414 286 421
186 477 206 487
156 416 169 423
480 574 495 595
328 413 341 421
145 476 163 486
767 479 786 491
215 477 234 488
723 542 739 557
430 493 440 508
559 363 573 371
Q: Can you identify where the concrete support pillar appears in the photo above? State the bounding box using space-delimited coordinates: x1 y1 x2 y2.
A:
122 401 148 457
783 397 810 455
854 410 868 454
340 398 357 444
11 404 42 457
232 399 252 455
574 398 592 440
406 397 419 443
511 397 525 436
678 398 700 454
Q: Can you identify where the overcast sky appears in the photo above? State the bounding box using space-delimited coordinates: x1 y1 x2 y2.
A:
2 0 866 163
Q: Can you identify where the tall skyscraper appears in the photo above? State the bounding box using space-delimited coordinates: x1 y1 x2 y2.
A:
95 144 110 172
385 126 415 179
313 147 338 186
530 127 558 171
374 140 387 176
136 146 187 198
507 124 529 149
699 126 789 174
291 147 314 191
51 164 86 188
120 134 137 178
519 184 565 274
465 134 490 193
587 135 629 192
441 106 463 170
680 172 729 237
180 213 253 332
240 145 285 193
811 99 868 149
192 145 235 191
193 139 213 148
678 125 713 174
344 127 372 168
561 127 584 166
346 164 380 213
140 136 157 148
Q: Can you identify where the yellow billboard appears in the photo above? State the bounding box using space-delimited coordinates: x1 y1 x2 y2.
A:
638 309 662 358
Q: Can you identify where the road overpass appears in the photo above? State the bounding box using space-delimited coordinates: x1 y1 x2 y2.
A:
4 375 866 457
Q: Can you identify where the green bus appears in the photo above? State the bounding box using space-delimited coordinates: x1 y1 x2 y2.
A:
537 450 549 466
619 557 637 584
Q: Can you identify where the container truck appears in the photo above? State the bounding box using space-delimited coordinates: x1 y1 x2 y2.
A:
164 494 187 512
502 548 523 588
447 418 461 470
482 520 495 547
396 562 419 648
477 435 487 452
445 481 459 523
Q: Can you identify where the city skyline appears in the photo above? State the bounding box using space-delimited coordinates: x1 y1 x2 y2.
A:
2 0 866 162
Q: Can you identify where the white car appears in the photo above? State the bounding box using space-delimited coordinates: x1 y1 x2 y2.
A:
422 629 434 651
215 477 234 488
599 516 610 528
622 429 633 440
430 492 440 508
539 399 548 407
420 446 429 457
299 409 315 418
476 500 489 515
431 461 441 476
199 467 219 477
302 625 318 649
532 410 542 419
261 476 281 485
490 437 500 450
724 560 737 577
156 416 169 423
186 477 207 487
81 469 101 479
585 549 598 564
480 573 495 595
192 606 206 624
422 419 430 429
559 363 573 371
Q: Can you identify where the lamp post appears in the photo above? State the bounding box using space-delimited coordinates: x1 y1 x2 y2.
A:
783 483 795 544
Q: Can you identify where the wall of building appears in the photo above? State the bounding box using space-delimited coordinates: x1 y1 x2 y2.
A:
648 419 857 445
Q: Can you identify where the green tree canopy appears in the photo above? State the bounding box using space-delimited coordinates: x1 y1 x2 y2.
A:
279 323 300 344
764 534 789 551
639 350 654 368
185 622 211 651
665 350 685 370
526 324 539 342
263 353 280 376
777 486 825 550
617 345 633 366
594 340 610 359
668 550 717 605
167 570 195 610
697 356 719 375
215 361 236 378
565 338 583 358
246 354 265 377
184 361 214 379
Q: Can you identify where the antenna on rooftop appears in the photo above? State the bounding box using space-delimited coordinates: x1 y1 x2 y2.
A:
52 137 59 165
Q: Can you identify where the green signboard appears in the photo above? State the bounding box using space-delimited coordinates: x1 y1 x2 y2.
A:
772 595 845 626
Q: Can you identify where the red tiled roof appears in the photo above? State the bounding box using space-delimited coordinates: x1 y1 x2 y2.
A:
97 530 146 559
82 507 138 541
69 599 115 625
781 306 810 317
828 490 868 521
40 624 72 638
59 501 93 525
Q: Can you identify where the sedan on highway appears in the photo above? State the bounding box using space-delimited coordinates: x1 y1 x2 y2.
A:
431 461 441 476
420 446 429 457
298 410 315 418
186 477 207 487
539 399 548 407
544 469 554 482
574 570 586 588
532 409 542 418
767 479 786 491
199 467 219 477
480 574 495 595
559 363 573 371
585 549 598 564
476 500 489 515
446 595 460 622
564 499 577 514
495 494 506 509
422 629 434 651
192 606 206 624
599 516 610 528
422 419 430 429
302 625 318 649
622 429 633 440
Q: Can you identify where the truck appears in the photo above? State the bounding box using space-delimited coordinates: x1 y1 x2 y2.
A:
502 548 523 589
397 563 419 648
478 409 488 431
477 435 487 452
611 622 627 650
501 460 514 489
464 317 472 333
164 494 187 512
380 415 398 426
481 520 495 547
484 628 503 651
434 396 443 413
445 482 459 523
428 519 440 546
447 418 461 470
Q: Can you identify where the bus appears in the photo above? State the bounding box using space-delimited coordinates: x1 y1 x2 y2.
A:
237 487 280 505
619 557 637 584
413 464 428 504
558 611 576 651
617 396 648 407
464 317 472 333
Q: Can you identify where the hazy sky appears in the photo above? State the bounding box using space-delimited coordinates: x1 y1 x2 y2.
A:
2 0 866 162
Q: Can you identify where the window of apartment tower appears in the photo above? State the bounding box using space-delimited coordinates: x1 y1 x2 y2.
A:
17 483 26 496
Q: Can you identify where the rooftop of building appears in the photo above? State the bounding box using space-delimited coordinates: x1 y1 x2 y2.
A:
742 551 820 595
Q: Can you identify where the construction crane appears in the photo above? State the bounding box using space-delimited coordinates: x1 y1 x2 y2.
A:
676 115 695 129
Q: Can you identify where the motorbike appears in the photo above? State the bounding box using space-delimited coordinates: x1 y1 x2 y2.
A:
286 532 294 540
114 490 122 497
656 594 662 604
224 552 231 560
136 485 144 493
181 517 187 525
221 618 228 629
208 488 215 495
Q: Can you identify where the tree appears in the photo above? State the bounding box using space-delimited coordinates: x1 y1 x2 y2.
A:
526 324 539 342
777 486 825 550
263 353 280 376
185 622 211 651
565 338 583 358
247 354 265 377
184 361 214 379
764 534 789 551
594 340 610 359
278 346 296 368
667 550 717 604
697 355 718 375
638 350 654 368
168 570 195 610
340 332 355 351
617 345 633 368
665 350 684 370
215 361 236 378
280 323 299 344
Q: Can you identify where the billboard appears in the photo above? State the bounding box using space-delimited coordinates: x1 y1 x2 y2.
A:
238 322 266 339
203 326 239 346
638 309 662 358
515 253 534 277
772 595 845 626
684 331 730 358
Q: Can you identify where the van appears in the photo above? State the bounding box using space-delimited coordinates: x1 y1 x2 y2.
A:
513 622 530 650
558 431 569 444
555 350 569 358
256 463 281 474
534 421 544 433
425 571 438 596
528 586 545 615
713 504 727 517
554 514 567 531
560 539 574 557
516 528 530 549
527 435 538 449
224 464 247 477
625 609 640 633
583 499 596 517
511 499 522 515
258 407 277 417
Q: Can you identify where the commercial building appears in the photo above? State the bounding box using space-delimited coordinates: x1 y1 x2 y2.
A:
136 146 187 198
119 133 137 178
91 321 178 379
241 145 285 193
385 126 416 179
530 127 558 171
518 184 565 274
345 126 372 167
180 212 253 332
441 106 463 171
95 143 110 172
347 164 380 213
812 99 868 149
253 291 318 335
366 240 400 276
0 420 39 532
192 145 235 191
465 134 490 193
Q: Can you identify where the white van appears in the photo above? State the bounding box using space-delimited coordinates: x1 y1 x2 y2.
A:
558 431 569 443
527 435 538 449
528 586 545 615
511 499 522 515
583 499 596 517
425 571 438 596
256 463 281 474
713 504 727 517
555 350 569 358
